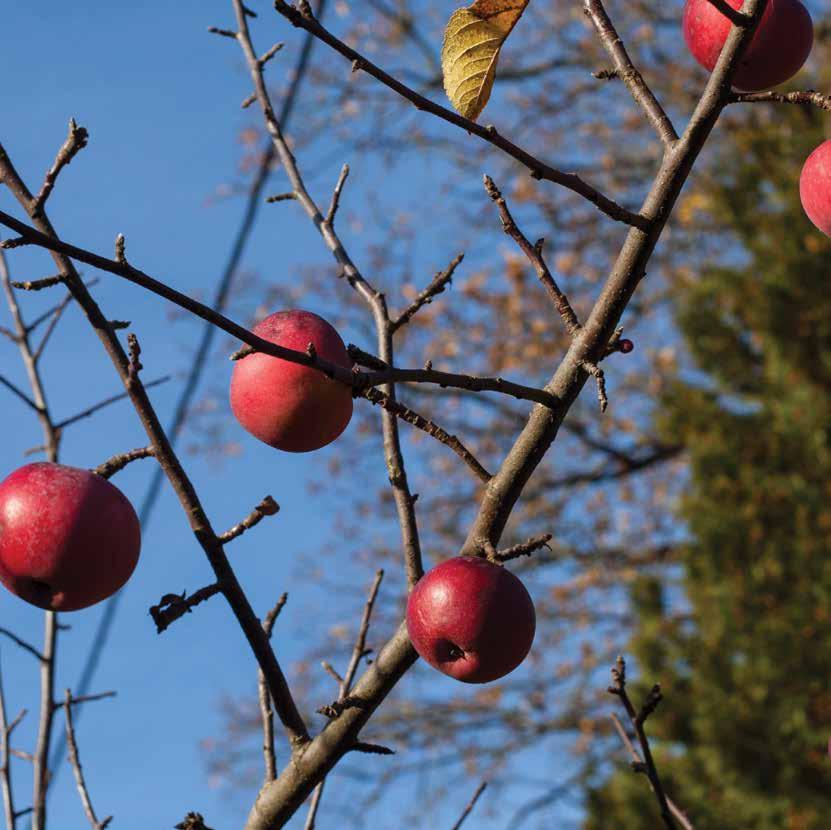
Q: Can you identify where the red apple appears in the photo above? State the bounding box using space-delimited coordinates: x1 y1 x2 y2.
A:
682 0 813 92
800 139 831 236
406 556 536 684
0 463 141 611
230 310 353 453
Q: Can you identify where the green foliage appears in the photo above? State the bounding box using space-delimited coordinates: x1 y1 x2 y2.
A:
583 89 831 830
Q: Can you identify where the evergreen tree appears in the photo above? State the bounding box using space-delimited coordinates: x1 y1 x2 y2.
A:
584 80 831 829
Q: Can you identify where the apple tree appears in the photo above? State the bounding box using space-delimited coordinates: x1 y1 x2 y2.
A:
0 0 828 828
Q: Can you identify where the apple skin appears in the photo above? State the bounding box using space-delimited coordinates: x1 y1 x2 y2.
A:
406 556 536 684
0 463 141 612
682 0 813 92
230 310 353 453
800 140 831 237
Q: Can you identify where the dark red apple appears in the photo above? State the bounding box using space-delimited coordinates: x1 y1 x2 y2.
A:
682 0 813 92
0 463 141 611
406 556 536 684
800 139 831 236
230 310 353 453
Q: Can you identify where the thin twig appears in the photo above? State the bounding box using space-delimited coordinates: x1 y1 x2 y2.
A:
340 570 384 697
484 176 581 335
0 660 16 830
10 276 63 292
306 571 384 827
391 253 463 332
325 164 349 226
0 375 39 413
581 361 608 412
583 0 678 145
24 278 99 335
55 692 115 711
92 447 155 479
31 121 89 217
450 781 488 830
609 657 691 830
0 631 43 663
53 375 170 430
728 89 831 111
358 387 491 482
704 0 752 26
219 496 280 544
63 691 111 830
492 534 553 562
259 593 288 784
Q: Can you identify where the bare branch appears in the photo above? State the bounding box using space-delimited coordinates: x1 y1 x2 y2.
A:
10 276 63 292
581 361 608 412
259 42 284 66
705 0 752 26
729 89 831 111
0 660 16 830
583 0 678 145
325 164 349 226
208 26 238 39
32 120 89 217
450 781 488 830
307 571 384 827
358 386 491 482
92 447 155 479
340 570 384 698
53 375 170 430
220 496 280 544
391 253 463 332
0 375 40 414
0 209 557 409
260 593 288 784
55 692 116 711
0 630 43 663
320 662 343 685
608 657 692 830
266 192 297 203
484 176 581 336
24 278 99 336
492 534 553 563
272 0 649 229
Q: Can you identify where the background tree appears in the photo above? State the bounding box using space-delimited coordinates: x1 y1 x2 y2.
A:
584 40 831 830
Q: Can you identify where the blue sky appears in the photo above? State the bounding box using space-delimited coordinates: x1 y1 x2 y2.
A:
0 2 571 828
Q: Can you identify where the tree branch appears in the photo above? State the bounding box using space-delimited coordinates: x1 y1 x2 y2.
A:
390 253 463 332
63 691 111 830
583 0 678 145
484 176 581 336
271 0 649 229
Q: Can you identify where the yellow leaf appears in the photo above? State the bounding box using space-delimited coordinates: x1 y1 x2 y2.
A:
441 0 530 121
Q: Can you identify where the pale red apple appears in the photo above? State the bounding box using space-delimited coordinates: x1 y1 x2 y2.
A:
230 310 353 453
800 139 831 236
682 0 813 92
406 556 536 684
0 463 141 611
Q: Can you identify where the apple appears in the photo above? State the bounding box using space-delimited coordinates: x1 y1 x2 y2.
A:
800 139 831 236
682 0 813 92
406 556 536 684
0 463 141 611
230 310 353 453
